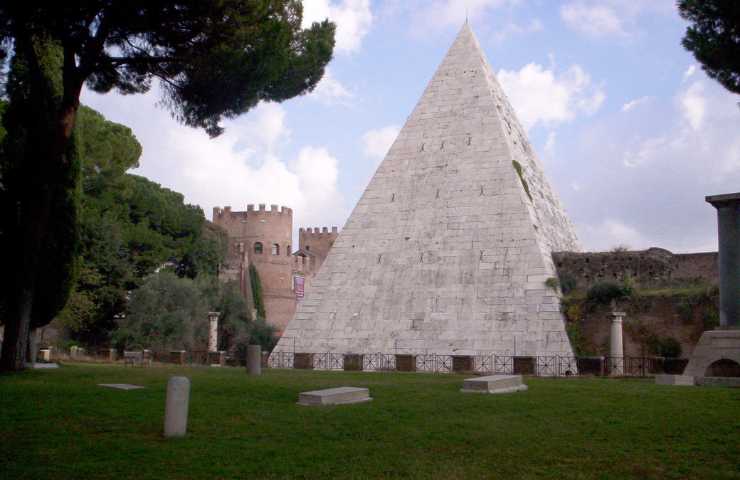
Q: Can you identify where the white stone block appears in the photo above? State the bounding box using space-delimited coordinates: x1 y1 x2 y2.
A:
164 376 190 438
461 375 527 394
298 387 372 406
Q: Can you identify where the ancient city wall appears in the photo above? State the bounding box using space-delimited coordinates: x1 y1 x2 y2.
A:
553 248 718 290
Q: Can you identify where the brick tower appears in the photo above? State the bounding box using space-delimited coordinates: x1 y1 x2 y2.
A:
213 204 295 333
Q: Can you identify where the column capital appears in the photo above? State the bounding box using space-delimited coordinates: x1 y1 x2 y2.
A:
706 192 740 209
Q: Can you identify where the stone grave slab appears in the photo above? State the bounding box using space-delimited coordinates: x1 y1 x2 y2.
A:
695 376 740 388
32 363 59 369
298 387 372 406
461 375 527 394
99 383 145 390
655 374 695 386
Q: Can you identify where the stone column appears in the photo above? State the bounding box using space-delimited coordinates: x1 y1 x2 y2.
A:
706 193 740 328
207 311 220 353
610 312 625 375
246 345 262 375
164 376 190 438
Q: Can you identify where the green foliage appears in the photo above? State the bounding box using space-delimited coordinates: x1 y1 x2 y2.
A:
678 0 740 94
646 335 683 359
113 272 276 353
511 160 532 201
558 273 577 295
545 277 559 290
585 281 633 307
565 321 588 356
249 264 266 320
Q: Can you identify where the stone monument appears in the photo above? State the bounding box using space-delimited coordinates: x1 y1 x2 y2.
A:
207 311 219 353
272 23 579 360
164 376 190 438
610 311 625 375
682 193 740 384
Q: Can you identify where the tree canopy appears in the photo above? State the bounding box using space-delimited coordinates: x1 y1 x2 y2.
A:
678 0 740 94
0 1 335 136
0 1 334 370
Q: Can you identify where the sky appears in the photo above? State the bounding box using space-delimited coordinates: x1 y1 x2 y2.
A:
82 0 740 254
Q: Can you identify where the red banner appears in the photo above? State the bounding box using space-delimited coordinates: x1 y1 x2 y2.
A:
294 275 305 299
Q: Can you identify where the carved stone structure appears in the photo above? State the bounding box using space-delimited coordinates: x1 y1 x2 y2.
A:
683 193 740 382
273 24 580 358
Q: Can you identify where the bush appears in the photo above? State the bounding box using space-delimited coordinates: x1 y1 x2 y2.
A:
647 335 683 358
586 282 633 306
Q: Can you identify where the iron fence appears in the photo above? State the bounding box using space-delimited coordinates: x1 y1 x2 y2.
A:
264 352 690 377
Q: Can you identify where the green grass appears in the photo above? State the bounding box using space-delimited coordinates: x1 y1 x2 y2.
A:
1 364 739 480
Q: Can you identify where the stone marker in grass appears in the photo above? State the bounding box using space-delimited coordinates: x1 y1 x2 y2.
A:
164 376 190 438
99 383 144 390
460 375 528 394
246 345 262 376
298 387 372 406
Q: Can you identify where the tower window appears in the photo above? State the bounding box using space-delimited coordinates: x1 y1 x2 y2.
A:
286 245 291 255
254 242 263 255
272 243 280 255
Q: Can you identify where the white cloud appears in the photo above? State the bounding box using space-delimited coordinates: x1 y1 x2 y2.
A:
680 81 706 131
560 0 674 37
561 3 625 37
498 63 605 130
578 219 649 251
362 125 400 160
621 96 651 112
310 69 354 105
302 0 373 54
544 131 557 157
564 73 740 253
411 0 521 31
683 64 698 81
492 19 544 43
80 88 347 239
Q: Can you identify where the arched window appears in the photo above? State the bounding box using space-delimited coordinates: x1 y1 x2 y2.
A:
286 245 291 255
254 242 263 254
272 243 280 255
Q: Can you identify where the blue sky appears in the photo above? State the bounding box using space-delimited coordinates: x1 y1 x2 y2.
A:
83 0 740 253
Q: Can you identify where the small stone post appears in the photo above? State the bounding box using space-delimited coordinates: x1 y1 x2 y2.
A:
706 193 740 328
207 311 220 353
610 312 625 375
164 376 191 438
108 348 117 362
247 345 262 375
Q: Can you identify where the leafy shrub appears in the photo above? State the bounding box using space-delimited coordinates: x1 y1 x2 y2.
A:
559 274 577 295
545 277 559 290
586 282 633 306
647 335 683 358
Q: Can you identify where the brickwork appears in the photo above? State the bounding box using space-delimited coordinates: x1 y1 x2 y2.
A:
274 24 580 357
213 204 294 333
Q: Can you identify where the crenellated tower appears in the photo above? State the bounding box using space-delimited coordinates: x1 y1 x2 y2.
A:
213 204 295 333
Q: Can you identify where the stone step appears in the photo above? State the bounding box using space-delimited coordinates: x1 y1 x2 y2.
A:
298 387 372 406
461 375 527 394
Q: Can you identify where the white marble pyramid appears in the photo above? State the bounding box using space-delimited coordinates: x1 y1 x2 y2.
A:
274 23 580 357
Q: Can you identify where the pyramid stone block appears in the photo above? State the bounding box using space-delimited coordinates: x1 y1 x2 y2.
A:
273 24 579 361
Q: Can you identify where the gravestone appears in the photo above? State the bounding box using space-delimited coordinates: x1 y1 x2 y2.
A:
99 383 145 390
461 375 528 394
655 375 694 386
298 387 372 406
246 345 262 375
164 376 190 438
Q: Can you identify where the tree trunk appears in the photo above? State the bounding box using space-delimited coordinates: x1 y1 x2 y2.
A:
0 33 82 372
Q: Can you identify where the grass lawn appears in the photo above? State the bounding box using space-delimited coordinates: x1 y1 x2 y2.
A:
1 364 739 479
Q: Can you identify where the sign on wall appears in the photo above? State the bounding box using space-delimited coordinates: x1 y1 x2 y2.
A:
294 275 305 299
